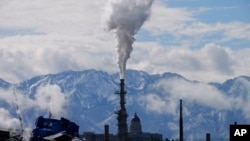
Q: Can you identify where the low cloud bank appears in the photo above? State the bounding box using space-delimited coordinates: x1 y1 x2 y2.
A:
0 84 68 130
140 77 250 119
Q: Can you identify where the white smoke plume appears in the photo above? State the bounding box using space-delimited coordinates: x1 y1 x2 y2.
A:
34 84 68 118
103 0 154 79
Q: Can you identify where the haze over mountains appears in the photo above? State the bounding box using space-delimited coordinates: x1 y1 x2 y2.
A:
0 69 250 140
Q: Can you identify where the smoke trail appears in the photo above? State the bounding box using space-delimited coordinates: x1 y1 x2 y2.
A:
103 0 154 79
35 84 68 118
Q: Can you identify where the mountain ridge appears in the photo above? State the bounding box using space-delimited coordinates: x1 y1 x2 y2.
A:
0 69 249 140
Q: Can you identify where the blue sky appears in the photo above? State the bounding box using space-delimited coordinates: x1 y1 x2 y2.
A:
137 0 250 48
0 0 249 83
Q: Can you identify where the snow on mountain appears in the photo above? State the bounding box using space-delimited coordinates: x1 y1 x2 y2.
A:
0 69 250 140
0 78 11 88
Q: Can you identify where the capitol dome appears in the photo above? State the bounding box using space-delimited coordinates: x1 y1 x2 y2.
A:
130 113 142 133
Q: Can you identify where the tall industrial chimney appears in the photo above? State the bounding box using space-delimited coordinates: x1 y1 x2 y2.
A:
115 79 128 141
179 99 183 141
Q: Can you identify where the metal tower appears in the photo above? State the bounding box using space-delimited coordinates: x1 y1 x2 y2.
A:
115 79 128 141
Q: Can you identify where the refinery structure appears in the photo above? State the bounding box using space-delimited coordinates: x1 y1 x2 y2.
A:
0 77 179 141
0 79 161 141
0 76 222 141
82 78 164 141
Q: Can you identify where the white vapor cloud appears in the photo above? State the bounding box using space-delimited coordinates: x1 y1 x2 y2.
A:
0 0 249 84
0 108 20 129
0 0 117 83
144 1 194 35
139 94 170 114
144 1 250 40
0 35 116 83
0 87 34 111
130 42 250 82
0 84 68 130
0 0 105 35
102 0 154 79
140 77 250 120
229 77 250 119
159 78 233 110
35 84 68 118
140 78 234 115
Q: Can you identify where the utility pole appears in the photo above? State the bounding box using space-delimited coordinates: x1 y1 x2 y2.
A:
179 99 183 141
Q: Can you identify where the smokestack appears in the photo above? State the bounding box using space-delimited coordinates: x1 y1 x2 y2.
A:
104 124 109 141
179 99 183 141
115 79 128 141
103 0 154 79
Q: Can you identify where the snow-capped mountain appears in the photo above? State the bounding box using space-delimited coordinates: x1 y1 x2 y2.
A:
0 69 249 140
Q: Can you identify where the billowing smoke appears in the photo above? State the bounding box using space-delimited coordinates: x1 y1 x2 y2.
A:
34 84 68 118
103 0 154 79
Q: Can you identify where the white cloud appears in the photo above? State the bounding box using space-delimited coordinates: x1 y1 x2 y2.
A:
144 1 194 35
34 84 68 118
202 43 234 75
222 22 250 40
0 0 120 83
0 88 15 104
0 0 249 84
157 78 234 110
0 87 34 111
130 42 250 82
0 108 20 129
0 85 67 137
139 94 170 114
0 84 69 128
0 34 116 83
229 77 250 119
139 77 250 119
0 0 105 35
139 76 250 120
144 1 250 41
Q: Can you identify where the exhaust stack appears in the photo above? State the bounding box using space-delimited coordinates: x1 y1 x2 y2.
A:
115 79 128 141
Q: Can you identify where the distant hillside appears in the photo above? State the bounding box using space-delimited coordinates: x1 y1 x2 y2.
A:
0 69 249 140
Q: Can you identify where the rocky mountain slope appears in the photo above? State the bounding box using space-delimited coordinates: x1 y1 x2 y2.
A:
0 69 249 140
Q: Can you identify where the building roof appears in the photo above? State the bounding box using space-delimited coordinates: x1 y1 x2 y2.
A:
131 113 140 123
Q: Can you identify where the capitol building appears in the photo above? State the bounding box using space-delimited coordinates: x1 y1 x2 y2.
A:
83 113 163 141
